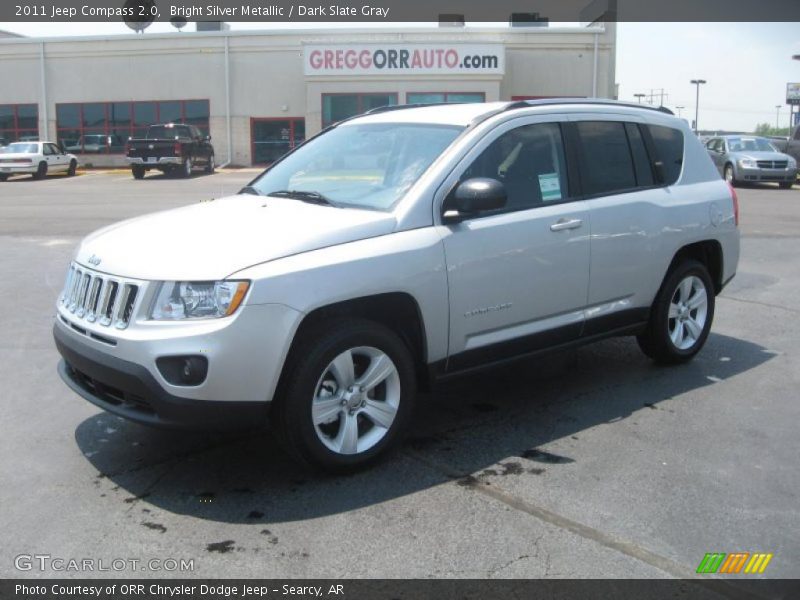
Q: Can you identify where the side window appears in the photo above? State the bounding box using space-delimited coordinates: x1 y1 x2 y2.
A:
624 123 654 187
42 144 54 156
575 121 636 195
648 124 684 185
47 143 61 155
462 122 569 212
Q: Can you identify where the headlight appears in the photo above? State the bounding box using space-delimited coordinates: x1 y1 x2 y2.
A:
150 281 250 320
788 157 797 168
738 158 757 168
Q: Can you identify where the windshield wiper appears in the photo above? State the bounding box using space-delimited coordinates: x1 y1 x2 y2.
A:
267 190 339 207
239 185 263 196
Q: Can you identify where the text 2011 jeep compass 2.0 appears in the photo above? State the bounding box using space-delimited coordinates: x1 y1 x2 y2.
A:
54 100 740 471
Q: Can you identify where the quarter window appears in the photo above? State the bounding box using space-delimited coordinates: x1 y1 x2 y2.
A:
462 122 569 212
647 125 684 185
624 123 654 187
575 121 636 196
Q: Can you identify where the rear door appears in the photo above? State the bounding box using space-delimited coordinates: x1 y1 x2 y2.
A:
439 116 591 370
569 116 671 334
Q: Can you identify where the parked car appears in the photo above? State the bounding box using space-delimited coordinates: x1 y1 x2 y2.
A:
53 100 739 471
65 134 123 154
0 141 78 181
770 123 800 171
705 135 797 188
126 123 215 179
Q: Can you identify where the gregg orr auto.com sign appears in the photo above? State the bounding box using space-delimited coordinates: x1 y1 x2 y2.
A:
304 43 505 76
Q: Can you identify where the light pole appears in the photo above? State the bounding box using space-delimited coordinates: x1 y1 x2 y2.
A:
634 93 646 104
690 79 707 134
676 105 684 118
776 105 781 131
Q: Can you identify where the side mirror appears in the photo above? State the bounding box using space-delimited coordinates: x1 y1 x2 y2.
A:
443 178 507 223
204 135 211 142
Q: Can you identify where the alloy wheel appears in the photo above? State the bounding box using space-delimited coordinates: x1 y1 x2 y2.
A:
668 275 708 350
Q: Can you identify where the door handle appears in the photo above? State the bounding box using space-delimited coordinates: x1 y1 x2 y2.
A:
550 218 583 232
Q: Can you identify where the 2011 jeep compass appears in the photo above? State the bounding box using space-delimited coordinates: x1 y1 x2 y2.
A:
54 100 740 471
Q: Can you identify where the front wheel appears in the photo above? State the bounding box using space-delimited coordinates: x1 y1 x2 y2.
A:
637 260 715 364
0 174 7 182
779 181 793 189
67 160 77 176
724 163 738 187
205 154 215 174
272 319 417 472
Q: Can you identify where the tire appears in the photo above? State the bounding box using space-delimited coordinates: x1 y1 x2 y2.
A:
272 318 417 473
0 174 7 182
182 157 192 178
131 166 145 179
779 181 793 189
67 160 77 176
33 161 47 180
205 154 215 174
637 259 715 364
724 163 738 187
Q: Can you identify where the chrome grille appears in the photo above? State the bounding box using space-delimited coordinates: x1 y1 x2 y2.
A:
756 160 788 169
59 264 141 330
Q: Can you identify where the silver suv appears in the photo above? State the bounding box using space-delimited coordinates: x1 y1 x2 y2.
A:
53 100 740 471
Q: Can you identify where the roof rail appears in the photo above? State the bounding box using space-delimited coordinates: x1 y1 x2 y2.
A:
365 102 461 115
501 98 675 115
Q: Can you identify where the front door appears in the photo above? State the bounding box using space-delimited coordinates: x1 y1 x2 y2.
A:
439 118 591 370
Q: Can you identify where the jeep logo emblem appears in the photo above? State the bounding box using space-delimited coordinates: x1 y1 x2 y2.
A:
87 255 102 266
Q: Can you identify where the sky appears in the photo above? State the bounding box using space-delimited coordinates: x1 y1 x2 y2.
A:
2 20 799 132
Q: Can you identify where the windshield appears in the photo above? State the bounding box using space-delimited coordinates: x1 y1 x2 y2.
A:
3 143 38 154
727 137 777 152
249 122 464 211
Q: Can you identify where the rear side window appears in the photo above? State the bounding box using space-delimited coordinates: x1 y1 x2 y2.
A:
624 123 654 187
648 125 684 185
575 121 636 195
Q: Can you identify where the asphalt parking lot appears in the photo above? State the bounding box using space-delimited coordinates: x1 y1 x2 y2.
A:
0 169 798 590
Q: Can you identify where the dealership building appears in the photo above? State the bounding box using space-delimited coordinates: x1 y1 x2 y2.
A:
0 23 616 166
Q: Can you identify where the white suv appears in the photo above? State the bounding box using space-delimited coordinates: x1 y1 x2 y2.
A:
54 100 740 471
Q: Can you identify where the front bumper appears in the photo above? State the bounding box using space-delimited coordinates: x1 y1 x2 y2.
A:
55 324 267 430
127 157 183 166
737 166 797 183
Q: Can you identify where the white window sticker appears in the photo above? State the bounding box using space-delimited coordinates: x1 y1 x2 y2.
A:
538 173 562 201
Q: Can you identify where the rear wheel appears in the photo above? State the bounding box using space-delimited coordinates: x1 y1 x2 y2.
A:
131 166 145 179
637 260 715 364
272 319 417 472
779 181 793 189
182 157 192 178
67 160 77 176
33 161 47 179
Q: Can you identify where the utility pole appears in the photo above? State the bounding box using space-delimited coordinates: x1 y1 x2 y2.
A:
676 105 684 118
691 79 707 134
634 93 646 104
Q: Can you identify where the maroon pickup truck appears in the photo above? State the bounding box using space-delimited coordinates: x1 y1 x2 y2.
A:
126 123 215 179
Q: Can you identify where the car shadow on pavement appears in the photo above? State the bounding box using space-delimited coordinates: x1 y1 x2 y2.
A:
74 332 775 525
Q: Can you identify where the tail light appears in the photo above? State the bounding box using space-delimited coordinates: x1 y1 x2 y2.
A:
173 142 182 155
727 182 739 227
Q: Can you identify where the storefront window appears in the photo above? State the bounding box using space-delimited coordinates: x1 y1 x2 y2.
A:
0 104 39 144
56 100 209 153
406 92 485 104
322 93 397 127
251 118 306 165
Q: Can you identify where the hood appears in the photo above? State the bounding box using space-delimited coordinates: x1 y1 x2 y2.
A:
75 195 397 281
